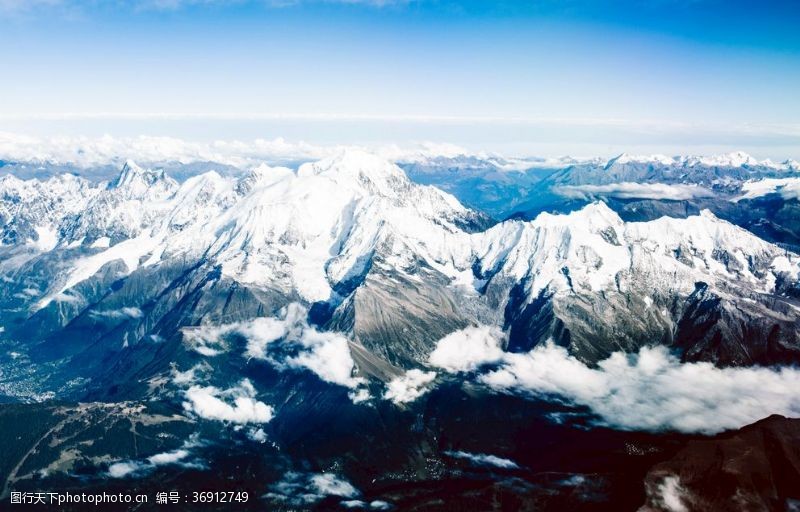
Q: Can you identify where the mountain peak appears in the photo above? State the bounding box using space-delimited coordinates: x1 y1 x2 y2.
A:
114 160 160 186
236 163 295 195
725 151 757 166
604 153 674 168
110 160 177 200
297 149 408 195
687 151 758 168
530 201 623 234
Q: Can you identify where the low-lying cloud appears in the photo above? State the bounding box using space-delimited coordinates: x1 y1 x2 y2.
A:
429 325 505 373
645 475 690 512
182 315 290 357
425 325 800 434
89 306 143 320
107 436 205 478
179 315 800 433
554 182 714 201
181 303 366 394
736 177 800 201
183 379 274 424
265 471 360 506
383 369 437 405
445 451 519 469
480 342 800 434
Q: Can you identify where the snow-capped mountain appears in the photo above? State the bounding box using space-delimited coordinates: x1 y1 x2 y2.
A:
2 150 798 383
540 151 798 190
0 173 98 247
2 149 800 512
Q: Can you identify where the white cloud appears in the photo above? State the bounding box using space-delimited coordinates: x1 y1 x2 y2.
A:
89 306 143 320
0 132 632 177
170 362 210 386
309 473 359 498
247 427 268 443
183 379 274 424
181 324 231 356
554 182 714 201
182 316 288 357
383 369 437 405
107 461 143 478
348 387 372 403
646 475 691 512
445 451 519 469
182 304 366 393
0 132 329 170
429 326 505 373
286 329 365 389
735 177 800 201
0 132 491 174
480 342 800 434
107 437 205 479
266 472 360 506
342 501 367 509
341 500 393 510
241 316 290 359
147 449 190 465
49 292 81 304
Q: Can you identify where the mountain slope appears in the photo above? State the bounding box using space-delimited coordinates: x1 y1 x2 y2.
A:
2 150 800 511
1 151 798 400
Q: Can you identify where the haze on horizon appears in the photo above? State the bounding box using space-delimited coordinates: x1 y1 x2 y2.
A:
0 0 798 159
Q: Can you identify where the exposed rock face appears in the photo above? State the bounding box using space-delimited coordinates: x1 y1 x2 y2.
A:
2 151 800 511
641 415 800 512
2 152 800 397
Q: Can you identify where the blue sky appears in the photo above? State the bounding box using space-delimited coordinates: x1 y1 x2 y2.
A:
0 0 798 157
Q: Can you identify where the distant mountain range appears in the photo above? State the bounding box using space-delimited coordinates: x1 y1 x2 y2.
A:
1 147 799 510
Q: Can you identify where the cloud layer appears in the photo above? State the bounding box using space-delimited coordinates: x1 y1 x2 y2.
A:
182 313 800 433
480 342 800 434
736 177 800 201
424 325 800 433
554 182 714 201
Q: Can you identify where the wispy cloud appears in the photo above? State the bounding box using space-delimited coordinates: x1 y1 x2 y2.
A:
445 451 519 469
0 0 408 17
0 0 61 14
4 113 800 138
107 435 206 478
88 306 144 320
179 303 368 395
554 182 715 201
265 471 360 506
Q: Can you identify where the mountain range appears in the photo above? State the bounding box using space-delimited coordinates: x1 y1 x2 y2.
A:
1 148 799 510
